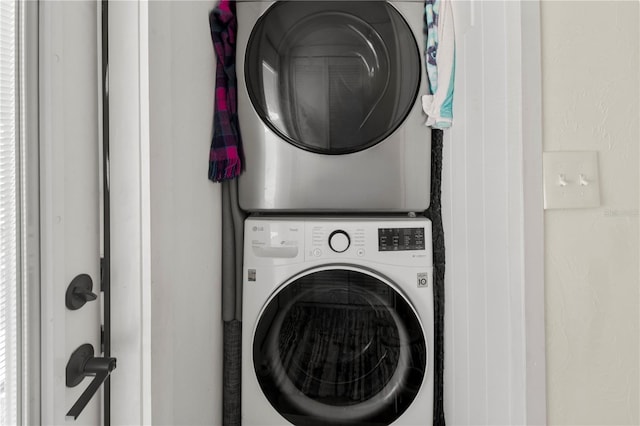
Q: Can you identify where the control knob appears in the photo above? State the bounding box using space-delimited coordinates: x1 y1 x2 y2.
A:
329 230 350 253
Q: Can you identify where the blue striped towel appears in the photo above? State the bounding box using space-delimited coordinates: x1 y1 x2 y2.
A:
423 0 456 129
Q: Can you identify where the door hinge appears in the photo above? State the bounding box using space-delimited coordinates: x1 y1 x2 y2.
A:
100 257 105 292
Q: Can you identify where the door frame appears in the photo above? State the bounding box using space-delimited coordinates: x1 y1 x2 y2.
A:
442 1 546 423
519 1 547 424
106 1 153 424
14 0 40 423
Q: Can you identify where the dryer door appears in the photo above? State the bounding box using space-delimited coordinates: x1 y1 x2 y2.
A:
253 268 427 426
245 2 420 154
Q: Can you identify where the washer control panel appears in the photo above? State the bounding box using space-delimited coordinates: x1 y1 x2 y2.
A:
378 227 425 251
244 218 432 268
306 219 431 265
311 225 366 258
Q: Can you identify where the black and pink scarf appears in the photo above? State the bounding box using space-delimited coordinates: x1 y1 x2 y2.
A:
209 0 244 182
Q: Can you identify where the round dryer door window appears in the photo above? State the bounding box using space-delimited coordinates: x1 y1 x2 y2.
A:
253 268 427 426
245 2 421 154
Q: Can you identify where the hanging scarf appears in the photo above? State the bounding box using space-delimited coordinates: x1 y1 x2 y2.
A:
423 0 456 129
209 0 244 182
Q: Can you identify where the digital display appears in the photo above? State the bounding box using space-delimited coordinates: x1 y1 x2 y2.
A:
378 227 425 251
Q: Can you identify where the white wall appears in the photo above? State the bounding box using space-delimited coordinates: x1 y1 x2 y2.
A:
541 2 640 424
148 2 222 424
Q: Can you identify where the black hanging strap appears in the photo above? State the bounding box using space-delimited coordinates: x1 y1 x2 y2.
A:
424 128 446 426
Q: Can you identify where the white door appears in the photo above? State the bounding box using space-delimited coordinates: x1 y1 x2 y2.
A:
39 1 126 424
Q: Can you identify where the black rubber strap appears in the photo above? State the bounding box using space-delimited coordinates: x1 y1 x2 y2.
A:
223 320 242 426
424 129 446 426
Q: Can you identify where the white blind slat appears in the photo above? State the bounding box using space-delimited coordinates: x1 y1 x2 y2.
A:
0 0 19 424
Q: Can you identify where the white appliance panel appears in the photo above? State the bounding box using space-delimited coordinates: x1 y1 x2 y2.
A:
242 217 434 425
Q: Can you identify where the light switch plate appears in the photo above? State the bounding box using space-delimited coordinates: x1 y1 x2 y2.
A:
543 151 601 209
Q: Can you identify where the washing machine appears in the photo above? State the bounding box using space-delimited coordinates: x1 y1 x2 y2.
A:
242 216 434 425
236 0 432 212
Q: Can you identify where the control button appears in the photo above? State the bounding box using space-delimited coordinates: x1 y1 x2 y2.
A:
312 248 322 257
328 230 350 253
356 248 365 257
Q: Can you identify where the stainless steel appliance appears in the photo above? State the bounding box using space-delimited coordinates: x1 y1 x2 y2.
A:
236 1 431 212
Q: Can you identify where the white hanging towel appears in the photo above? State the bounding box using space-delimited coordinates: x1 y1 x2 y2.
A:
422 0 456 129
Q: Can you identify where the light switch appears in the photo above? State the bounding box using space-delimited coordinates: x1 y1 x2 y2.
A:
543 151 601 209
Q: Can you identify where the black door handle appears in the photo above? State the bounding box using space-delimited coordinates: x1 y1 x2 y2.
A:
66 344 117 420
66 274 98 310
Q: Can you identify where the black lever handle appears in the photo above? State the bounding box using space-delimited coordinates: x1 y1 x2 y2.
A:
66 344 117 420
74 286 98 301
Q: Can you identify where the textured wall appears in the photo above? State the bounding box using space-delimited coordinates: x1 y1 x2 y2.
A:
541 2 639 424
149 2 222 424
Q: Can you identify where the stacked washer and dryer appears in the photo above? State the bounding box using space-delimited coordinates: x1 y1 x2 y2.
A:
236 1 435 425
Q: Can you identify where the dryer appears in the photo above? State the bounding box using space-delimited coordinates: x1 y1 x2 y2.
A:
242 216 434 425
236 1 431 212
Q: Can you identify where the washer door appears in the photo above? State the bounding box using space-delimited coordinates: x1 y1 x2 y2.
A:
245 2 420 154
253 268 427 426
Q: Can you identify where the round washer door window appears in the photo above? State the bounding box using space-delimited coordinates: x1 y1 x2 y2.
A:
253 269 427 426
245 2 420 154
